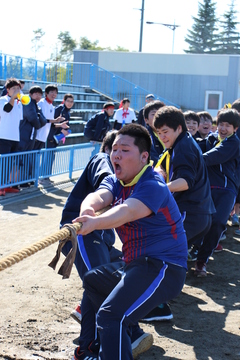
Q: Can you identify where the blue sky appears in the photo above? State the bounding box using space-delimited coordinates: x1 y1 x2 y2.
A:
1 0 239 60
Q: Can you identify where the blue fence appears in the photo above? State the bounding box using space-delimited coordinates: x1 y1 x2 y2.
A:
0 143 101 190
0 53 179 110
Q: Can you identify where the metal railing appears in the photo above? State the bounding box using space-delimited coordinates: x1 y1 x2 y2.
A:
0 143 101 189
0 53 180 110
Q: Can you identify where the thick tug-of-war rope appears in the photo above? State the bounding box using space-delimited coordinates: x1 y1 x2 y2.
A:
0 206 110 274
0 222 82 273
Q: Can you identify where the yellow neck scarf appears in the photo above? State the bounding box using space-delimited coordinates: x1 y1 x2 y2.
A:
120 162 153 187
216 133 233 147
154 151 170 183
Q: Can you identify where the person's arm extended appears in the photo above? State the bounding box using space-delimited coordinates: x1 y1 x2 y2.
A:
73 196 152 235
3 88 19 112
167 178 189 192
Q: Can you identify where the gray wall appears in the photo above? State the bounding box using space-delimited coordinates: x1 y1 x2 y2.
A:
73 50 240 112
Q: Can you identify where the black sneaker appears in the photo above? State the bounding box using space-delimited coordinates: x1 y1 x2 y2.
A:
72 346 98 360
140 303 173 322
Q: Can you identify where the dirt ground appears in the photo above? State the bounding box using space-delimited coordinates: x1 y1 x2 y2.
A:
0 183 240 360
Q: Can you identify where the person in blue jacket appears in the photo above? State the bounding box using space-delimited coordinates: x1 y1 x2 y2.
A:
61 130 152 360
84 102 115 142
72 124 187 360
195 108 240 276
153 106 215 260
18 86 47 152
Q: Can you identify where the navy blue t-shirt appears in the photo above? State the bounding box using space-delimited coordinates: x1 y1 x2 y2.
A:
99 166 188 269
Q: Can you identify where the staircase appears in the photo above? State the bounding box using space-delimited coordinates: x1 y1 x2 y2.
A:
56 87 116 145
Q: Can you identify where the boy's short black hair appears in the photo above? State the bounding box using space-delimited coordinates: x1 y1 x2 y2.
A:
197 111 213 123
20 80 25 85
122 98 130 104
45 84 58 94
117 123 151 162
29 85 43 95
154 106 188 132
5 78 21 89
232 99 240 113
183 110 200 125
217 108 240 129
143 100 165 120
63 93 74 101
184 110 200 125
100 130 118 153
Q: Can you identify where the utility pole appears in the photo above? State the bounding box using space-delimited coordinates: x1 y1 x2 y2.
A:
139 0 144 52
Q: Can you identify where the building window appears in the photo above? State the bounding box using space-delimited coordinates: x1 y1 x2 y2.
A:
204 91 223 117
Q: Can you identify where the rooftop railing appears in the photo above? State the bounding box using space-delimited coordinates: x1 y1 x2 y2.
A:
0 53 180 110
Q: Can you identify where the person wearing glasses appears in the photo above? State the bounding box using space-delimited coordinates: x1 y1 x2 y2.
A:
196 111 213 139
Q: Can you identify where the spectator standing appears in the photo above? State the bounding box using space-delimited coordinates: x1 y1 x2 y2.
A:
113 98 136 130
47 93 74 147
0 78 23 195
138 93 155 127
18 86 46 152
34 84 68 150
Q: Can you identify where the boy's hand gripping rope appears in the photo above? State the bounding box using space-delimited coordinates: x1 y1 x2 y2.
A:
0 207 110 276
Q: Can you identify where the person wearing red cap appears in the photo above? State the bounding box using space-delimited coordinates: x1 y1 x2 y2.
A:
84 102 115 142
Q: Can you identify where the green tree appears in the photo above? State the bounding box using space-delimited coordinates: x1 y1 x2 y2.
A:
79 36 105 50
31 28 45 58
58 31 77 60
114 45 129 52
79 37 129 52
184 0 219 53
217 1 240 54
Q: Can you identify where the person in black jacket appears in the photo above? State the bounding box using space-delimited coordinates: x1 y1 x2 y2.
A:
18 86 47 152
84 102 115 142
17 86 47 186
143 100 165 166
153 106 215 261
194 108 240 276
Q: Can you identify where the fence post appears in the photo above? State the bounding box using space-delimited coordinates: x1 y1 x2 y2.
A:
134 86 138 110
90 64 95 89
35 60 38 81
91 143 101 158
112 75 116 101
0 53 2 80
4 55 7 79
69 147 74 179
34 151 41 187
42 63 46 82
20 58 23 79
